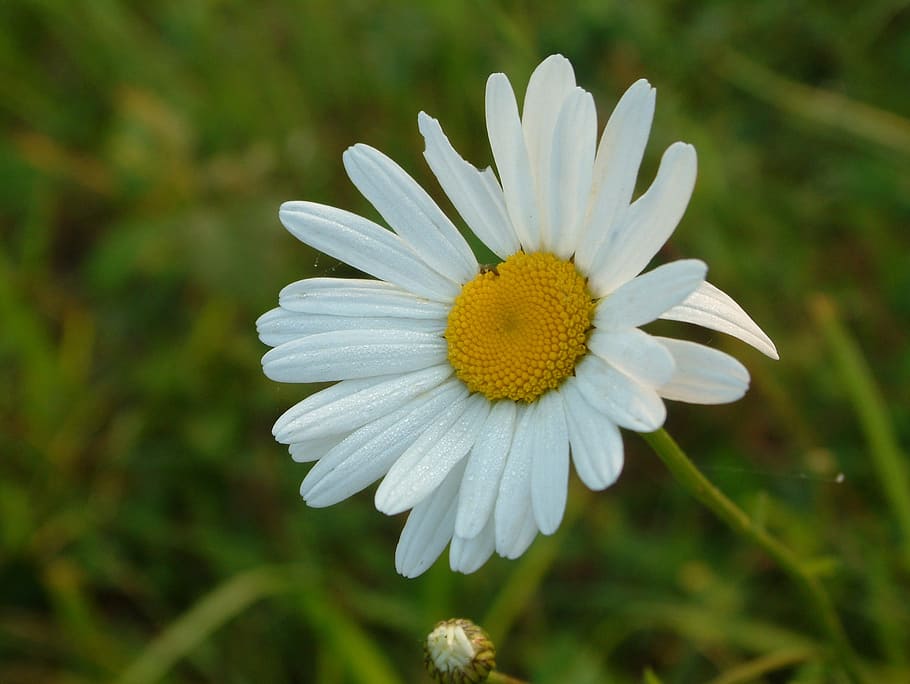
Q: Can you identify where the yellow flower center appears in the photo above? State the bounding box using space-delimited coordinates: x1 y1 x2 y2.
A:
445 251 595 402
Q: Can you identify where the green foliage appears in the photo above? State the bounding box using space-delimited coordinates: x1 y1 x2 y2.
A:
1 0 908 682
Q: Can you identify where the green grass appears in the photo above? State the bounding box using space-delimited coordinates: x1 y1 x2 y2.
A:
2 1 909 682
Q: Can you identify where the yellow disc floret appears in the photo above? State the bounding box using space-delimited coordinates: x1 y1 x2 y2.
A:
445 251 595 402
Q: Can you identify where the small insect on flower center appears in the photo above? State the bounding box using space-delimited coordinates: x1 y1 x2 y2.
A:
445 251 595 402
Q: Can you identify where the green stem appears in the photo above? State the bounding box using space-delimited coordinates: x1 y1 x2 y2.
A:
487 672 528 684
706 647 815 684
641 429 867 684
810 294 910 568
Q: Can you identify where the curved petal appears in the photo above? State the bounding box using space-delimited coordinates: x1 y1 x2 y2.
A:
660 281 779 359
548 88 597 257
375 394 490 515
587 142 697 294
262 328 447 384
521 54 576 175
257 306 445 347
455 400 517 539
573 354 666 432
274 374 399 443
500 503 538 560
586 328 675 388
562 380 624 490
343 144 478 283
530 390 569 536
654 337 751 404
279 201 459 301
575 79 655 272
593 259 707 329
494 404 537 558
520 55 577 250
450 515 496 574
486 72 540 249
279 277 450 319
273 364 453 444
395 459 465 578
288 435 348 464
418 112 520 259
301 378 467 506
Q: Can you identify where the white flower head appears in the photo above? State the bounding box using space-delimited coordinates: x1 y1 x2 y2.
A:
258 54 778 578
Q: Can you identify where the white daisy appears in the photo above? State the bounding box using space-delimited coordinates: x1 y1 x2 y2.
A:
258 54 778 578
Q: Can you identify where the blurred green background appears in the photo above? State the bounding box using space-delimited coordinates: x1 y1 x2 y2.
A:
2 1 909 682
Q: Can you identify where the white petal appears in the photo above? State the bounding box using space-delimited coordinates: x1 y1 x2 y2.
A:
522 54 576 175
418 112 520 259
495 404 537 557
257 306 445 347
288 435 347 463
300 409 412 506
654 337 751 404
279 277 449 319
530 390 569 536
575 79 655 272
501 505 538 560
262 328 447 384
279 201 459 301
450 515 496 574
520 55 577 250
586 328 675 388
343 144 478 283
274 374 397 442
395 459 465 578
302 379 467 506
587 142 697 294
375 394 490 515
549 88 597 257
593 259 707 330
273 364 452 444
455 400 517 539
486 73 539 249
562 380 624 490
574 354 666 432
660 281 779 359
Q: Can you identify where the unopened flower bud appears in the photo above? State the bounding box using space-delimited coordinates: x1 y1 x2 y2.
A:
424 618 496 683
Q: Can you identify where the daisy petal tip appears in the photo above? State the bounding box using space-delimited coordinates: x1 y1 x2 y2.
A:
690 258 708 280
302 490 336 509
763 340 780 361
277 202 309 233
340 146 356 166
666 140 697 165
254 309 273 330
599 468 622 492
669 257 708 281
395 557 430 579
373 485 406 517
634 399 668 433
536 514 563 538
417 110 437 132
628 77 655 95
278 200 304 217
543 52 571 65
261 363 282 384
485 72 511 94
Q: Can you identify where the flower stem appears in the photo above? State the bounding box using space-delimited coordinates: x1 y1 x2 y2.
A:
487 673 528 684
810 294 910 569
641 428 868 684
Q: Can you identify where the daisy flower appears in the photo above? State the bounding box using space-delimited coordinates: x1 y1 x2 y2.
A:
258 55 777 578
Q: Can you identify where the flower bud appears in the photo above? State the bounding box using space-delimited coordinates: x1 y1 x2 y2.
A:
424 618 496 683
